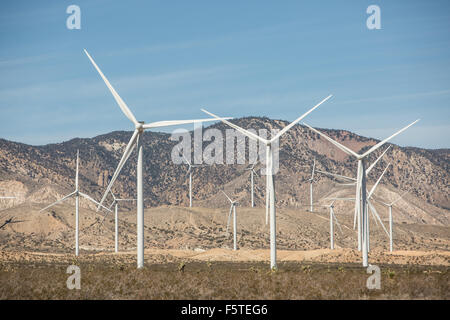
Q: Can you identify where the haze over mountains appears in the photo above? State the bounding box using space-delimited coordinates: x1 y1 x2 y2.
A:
0 117 448 227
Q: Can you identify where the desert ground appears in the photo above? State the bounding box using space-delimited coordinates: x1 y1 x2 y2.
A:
0 204 448 299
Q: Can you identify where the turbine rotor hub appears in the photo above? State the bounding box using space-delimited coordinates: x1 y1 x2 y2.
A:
136 121 145 132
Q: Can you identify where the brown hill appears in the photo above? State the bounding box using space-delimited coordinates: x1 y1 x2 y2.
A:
0 117 448 227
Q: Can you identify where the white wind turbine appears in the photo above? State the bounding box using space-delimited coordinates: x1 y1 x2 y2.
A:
222 191 239 251
39 150 112 256
316 145 391 247
326 162 391 253
107 191 136 253
310 200 344 250
202 94 332 270
374 191 408 252
304 119 419 267
178 148 203 208
245 162 259 208
84 49 229 268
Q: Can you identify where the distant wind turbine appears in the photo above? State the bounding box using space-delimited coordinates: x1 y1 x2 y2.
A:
374 191 408 252
39 150 111 256
245 162 259 208
178 147 204 207
222 191 239 251
108 191 136 253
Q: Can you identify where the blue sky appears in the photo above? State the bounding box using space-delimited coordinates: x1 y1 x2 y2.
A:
0 0 449 148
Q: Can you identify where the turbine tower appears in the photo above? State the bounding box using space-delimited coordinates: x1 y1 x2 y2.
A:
40 150 111 256
304 120 418 267
108 191 136 253
222 191 239 251
375 191 408 252
202 94 332 270
308 201 344 249
84 49 229 268
178 148 203 207
245 162 259 208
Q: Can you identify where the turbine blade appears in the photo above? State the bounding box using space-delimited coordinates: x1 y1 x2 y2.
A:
79 192 112 212
391 191 408 206
316 169 356 181
367 163 391 199
303 123 360 158
143 117 232 129
271 95 332 142
97 130 138 210
332 210 344 234
39 191 76 212
226 205 233 235
366 146 391 175
368 200 389 237
221 190 233 203
201 109 269 145
84 49 138 125
362 119 420 158
311 159 316 180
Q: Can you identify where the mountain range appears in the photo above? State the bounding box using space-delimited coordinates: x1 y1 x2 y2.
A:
0 117 448 226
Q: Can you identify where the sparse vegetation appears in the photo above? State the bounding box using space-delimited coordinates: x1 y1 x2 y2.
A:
0 259 447 299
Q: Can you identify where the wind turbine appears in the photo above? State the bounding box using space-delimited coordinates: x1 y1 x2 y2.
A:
107 191 136 253
308 200 344 249
316 145 391 247
326 162 391 253
245 162 259 208
374 191 408 252
84 49 229 268
304 119 419 267
222 191 239 251
178 147 203 207
39 150 112 256
202 94 332 270
308 158 316 212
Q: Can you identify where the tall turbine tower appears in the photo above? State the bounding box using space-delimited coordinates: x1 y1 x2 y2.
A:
304 121 418 267
84 50 229 268
202 94 332 270
40 150 111 256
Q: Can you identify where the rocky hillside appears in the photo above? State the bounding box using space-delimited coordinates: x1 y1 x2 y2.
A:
0 117 448 225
